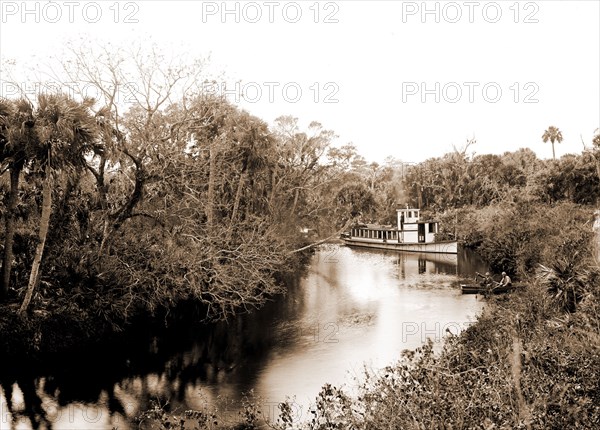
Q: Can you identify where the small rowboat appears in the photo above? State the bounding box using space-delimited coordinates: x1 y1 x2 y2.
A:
461 284 520 295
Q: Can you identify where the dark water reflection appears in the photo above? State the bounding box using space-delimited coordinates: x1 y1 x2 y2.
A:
0 246 488 429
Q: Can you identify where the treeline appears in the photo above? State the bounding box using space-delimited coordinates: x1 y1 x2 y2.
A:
0 43 376 347
315 135 600 233
403 140 600 210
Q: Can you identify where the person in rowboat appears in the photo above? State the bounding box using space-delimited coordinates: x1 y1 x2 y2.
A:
499 272 512 288
475 272 495 295
475 271 493 287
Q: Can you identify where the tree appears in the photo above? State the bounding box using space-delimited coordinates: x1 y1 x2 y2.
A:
335 183 377 220
327 143 360 171
1 39 345 321
542 126 563 160
18 94 99 315
0 99 34 300
54 40 207 255
270 116 336 225
227 112 273 233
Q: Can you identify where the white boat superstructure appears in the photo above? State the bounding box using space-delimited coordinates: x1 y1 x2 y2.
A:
341 208 457 254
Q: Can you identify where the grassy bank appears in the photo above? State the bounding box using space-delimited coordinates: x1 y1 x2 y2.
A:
271 279 599 429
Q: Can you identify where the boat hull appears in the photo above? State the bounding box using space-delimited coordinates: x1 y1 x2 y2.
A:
342 238 458 254
461 284 518 294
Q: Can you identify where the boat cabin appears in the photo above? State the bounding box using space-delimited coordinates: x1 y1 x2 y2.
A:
349 224 399 241
348 208 439 244
396 208 438 243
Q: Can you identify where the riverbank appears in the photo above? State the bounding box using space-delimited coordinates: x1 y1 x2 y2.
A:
0 246 314 364
277 280 599 429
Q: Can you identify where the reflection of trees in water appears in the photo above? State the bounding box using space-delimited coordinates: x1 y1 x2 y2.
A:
457 249 489 278
1 377 55 430
0 275 305 429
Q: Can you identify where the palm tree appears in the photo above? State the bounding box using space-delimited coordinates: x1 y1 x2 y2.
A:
542 126 563 160
19 94 99 315
228 113 271 233
0 98 36 300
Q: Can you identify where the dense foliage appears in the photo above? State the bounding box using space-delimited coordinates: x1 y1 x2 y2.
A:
0 44 370 354
403 146 600 211
0 94 347 324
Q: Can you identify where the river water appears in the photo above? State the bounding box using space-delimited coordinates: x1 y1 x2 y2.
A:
0 245 488 429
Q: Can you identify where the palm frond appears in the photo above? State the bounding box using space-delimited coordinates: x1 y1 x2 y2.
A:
537 257 591 313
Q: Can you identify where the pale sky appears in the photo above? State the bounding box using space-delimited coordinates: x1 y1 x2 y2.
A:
1 0 599 163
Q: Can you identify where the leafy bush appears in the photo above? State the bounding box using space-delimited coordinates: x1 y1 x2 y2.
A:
439 202 595 277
